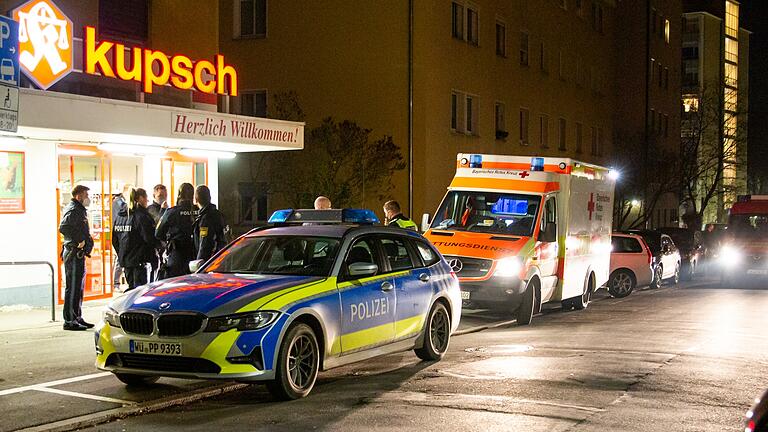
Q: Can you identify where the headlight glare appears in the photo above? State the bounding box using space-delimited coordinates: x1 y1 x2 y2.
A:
719 245 742 267
103 308 121 328
204 311 279 332
494 257 522 278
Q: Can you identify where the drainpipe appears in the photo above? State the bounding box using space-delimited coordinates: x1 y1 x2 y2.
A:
408 0 414 216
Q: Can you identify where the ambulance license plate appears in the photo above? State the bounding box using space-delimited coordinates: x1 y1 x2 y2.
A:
747 269 768 275
460 291 470 300
130 340 182 356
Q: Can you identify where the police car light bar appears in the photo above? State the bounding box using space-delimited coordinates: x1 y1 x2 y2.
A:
268 209 380 225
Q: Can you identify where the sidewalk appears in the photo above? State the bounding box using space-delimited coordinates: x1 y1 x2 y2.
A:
0 299 110 332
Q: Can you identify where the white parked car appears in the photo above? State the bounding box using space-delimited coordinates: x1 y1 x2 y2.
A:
606 233 654 298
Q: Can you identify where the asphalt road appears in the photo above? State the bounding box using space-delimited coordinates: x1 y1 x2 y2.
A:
3 279 767 431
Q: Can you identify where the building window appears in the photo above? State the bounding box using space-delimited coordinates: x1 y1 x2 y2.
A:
725 38 739 63
495 21 507 57
237 0 267 38
651 9 657 34
558 49 565 80
539 114 549 148
663 67 669 89
539 42 547 73
664 19 670 43
591 3 603 33
234 90 267 117
682 95 699 113
597 127 603 156
575 122 583 153
590 126 598 156
558 118 567 151
520 31 529 66
663 114 669 137
451 95 458 130
650 108 656 131
465 95 477 134
657 63 663 87
725 1 739 39
725 63 738 88
495 102 507 139
466 6 479 45
560 0 567 10
575 0 582 17
520 108 530 145
452 2 464 39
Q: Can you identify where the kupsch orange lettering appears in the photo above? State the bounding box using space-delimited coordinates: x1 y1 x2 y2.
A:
84 26 238 96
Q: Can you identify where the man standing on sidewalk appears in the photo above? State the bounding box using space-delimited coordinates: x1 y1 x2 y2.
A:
59 185 94 331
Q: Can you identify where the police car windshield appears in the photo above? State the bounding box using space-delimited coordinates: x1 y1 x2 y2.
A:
203 236 341 277
431 191 541 236
729 214 768 239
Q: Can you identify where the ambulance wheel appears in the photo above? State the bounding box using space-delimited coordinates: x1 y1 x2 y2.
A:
516 281 537 326
267 323 319 400
415 302 451 361
114 373 159 386
571 274 594 310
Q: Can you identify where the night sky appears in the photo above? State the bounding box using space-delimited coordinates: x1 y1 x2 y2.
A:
743 0 768 191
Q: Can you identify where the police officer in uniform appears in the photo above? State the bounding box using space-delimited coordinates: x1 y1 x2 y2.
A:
59 185 94 331
146 184 168 282
193 185 227 262
112 188 160 291
155 183 197 279
383 200 418 231
111 184 131 290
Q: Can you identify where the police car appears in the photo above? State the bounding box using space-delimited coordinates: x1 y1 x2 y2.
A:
95 209 461 399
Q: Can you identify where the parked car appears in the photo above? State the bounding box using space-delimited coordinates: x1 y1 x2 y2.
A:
606 233 654 298
625 230 682 288
746 388 768 432
659 227 702 280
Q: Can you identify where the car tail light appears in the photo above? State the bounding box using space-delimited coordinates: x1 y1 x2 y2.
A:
646 245 653 264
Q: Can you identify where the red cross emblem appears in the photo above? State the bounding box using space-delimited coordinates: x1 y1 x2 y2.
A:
519 171 530 178
587 193 595 220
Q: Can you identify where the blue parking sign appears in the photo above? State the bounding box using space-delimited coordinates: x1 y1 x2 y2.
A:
0 16 19 87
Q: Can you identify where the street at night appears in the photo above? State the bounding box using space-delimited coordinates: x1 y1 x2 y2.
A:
2 279 766 431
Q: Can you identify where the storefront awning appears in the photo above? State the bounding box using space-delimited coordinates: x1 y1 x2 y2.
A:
14 89 304 153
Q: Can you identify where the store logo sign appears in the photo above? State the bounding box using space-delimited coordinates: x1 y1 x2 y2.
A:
13 0 73 90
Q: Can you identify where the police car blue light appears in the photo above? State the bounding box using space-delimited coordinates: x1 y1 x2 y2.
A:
95 217 461 400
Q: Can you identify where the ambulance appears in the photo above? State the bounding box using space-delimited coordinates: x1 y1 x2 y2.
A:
423 154 615 325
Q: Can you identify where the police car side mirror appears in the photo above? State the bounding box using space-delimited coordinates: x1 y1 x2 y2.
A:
421 213 431 232
189 259 205 273
348 262 378 277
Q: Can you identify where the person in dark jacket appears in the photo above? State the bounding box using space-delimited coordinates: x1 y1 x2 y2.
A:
111 184 131 290
193 185 227 262
59 185 94 331
383 200 418 231
155 183 197 279
146 184 168 282
112 188 159 291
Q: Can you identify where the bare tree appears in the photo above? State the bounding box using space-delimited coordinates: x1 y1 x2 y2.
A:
680 82 747 226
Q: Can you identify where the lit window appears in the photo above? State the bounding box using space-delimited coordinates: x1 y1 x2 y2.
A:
520 31 529 66
725 38 738 63
725 63 738 87
725 1 739 39
682 96 699 113
496 21 507 57
520 108 530 145
724 88 738 112
664 19 670 43
724 113 737 137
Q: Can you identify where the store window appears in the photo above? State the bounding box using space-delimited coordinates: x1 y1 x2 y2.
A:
236 0 267 38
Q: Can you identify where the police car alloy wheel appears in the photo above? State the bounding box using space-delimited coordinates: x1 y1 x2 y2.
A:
113 373 159 386
415 302 451 361
267 323 320 400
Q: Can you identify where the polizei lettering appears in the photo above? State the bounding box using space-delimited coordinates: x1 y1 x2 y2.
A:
350 297 390 322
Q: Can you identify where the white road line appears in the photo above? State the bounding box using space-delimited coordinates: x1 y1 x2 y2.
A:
0 372 111 397
31 387 135 405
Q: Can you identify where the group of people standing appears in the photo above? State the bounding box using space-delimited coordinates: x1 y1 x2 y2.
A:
59 182 227 331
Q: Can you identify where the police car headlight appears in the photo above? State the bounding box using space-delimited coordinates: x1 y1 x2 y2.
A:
719 245 742 267
494 257 522 278
103 308 121 328
204 311 279 332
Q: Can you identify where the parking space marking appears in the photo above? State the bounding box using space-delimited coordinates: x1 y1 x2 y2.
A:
32 387 135 405
0 372 111 397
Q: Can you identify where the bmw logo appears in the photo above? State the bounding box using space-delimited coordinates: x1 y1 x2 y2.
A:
448 258 463 273
159 302 171 310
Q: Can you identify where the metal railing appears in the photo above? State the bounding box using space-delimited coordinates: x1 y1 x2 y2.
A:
0 261 56 322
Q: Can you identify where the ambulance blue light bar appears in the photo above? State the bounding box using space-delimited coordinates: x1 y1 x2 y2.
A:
268 209 380 225
530 157 545 172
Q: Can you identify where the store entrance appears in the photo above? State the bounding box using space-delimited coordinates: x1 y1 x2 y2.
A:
56 146 207 303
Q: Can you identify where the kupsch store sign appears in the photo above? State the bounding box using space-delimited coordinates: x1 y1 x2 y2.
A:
13 0 238 96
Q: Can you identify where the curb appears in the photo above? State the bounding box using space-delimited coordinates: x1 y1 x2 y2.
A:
454 319 517 336
16 382 251 432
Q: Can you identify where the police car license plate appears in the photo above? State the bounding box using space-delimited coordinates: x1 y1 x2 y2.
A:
460 291 470 300
130 340 182 356
747 269 768 275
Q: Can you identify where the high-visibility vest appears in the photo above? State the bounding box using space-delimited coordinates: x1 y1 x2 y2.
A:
393 218 418 231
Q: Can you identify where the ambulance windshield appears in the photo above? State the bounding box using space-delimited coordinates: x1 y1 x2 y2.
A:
431 191 541 236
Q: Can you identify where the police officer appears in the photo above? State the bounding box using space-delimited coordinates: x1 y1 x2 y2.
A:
111 184 131 290
59 185 94 331
193 185 227 262
383 200 418 231
146 184 168 282
112 188 160 291
155 183 197 279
